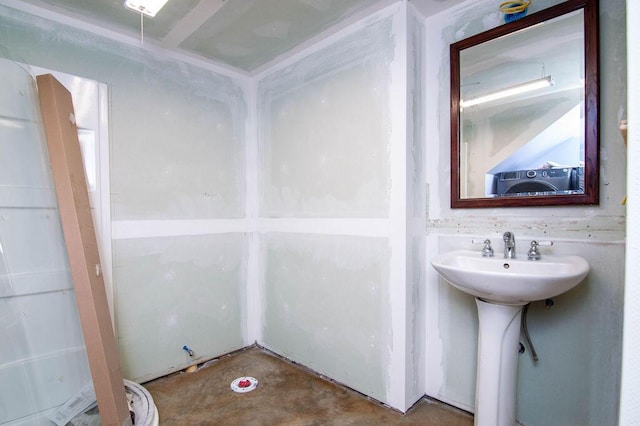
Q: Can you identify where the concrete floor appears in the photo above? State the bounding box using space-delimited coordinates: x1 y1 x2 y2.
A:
144 346 473 425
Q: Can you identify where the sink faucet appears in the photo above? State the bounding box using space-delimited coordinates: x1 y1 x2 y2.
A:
503 232 516 259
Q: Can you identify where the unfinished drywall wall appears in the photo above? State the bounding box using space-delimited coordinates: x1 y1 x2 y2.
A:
256 3 426 411
262 234 391 401
257 13 397 404
0 5 247 221
114 233 246 381
110 78 245 220
257 15 393 218
406 5 427 404
423 0 627 424
1 1 428 414
0 5 250 384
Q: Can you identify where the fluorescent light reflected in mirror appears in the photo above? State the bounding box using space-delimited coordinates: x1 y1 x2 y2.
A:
460 76 555 109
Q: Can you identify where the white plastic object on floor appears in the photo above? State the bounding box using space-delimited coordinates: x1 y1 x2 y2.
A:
230 376 259 393
125 379 159 426
48 379 159 425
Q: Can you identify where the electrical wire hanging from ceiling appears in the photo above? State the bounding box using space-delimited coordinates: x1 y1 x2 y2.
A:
139 10 144 43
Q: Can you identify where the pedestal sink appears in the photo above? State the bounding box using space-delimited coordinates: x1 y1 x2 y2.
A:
432 249 589 426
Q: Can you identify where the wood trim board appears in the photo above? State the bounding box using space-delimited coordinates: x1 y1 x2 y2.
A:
36 74 131 426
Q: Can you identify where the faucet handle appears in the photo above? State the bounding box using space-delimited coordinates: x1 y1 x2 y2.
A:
527 240 554 260
472 239 494 257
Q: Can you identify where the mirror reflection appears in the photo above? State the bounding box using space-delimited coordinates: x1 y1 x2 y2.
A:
460 10 584 199
450 0 599 208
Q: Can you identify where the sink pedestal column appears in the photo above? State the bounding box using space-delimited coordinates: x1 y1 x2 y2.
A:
474 298 523 426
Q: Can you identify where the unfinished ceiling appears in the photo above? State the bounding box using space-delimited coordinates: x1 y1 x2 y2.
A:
7 0 467 74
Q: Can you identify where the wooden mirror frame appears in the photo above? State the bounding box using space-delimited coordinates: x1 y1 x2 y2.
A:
450 0 599 208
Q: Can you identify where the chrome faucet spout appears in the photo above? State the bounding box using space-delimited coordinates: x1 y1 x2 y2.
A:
503 232 516 259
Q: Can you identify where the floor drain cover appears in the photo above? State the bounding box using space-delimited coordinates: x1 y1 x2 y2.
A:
230 376 258 393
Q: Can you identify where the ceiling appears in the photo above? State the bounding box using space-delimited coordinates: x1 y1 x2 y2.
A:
8 0 467 74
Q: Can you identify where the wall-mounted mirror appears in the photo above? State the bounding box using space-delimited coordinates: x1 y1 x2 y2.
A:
450 0 599 208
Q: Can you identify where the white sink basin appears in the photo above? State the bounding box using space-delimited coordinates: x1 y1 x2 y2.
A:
432 249 589 305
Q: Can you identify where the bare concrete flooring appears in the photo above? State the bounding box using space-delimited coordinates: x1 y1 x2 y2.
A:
144 346 473 425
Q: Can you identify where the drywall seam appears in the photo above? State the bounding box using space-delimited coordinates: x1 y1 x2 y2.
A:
160 0 225 48
407 2 428 404
257 219 390 237
386 2 409 411
245 76 261 345
98 82 113 326
112 220 251 239
0 0 252 80
112 218 392 239
246 232 262 344
423 1 449 218
424 235 445 399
